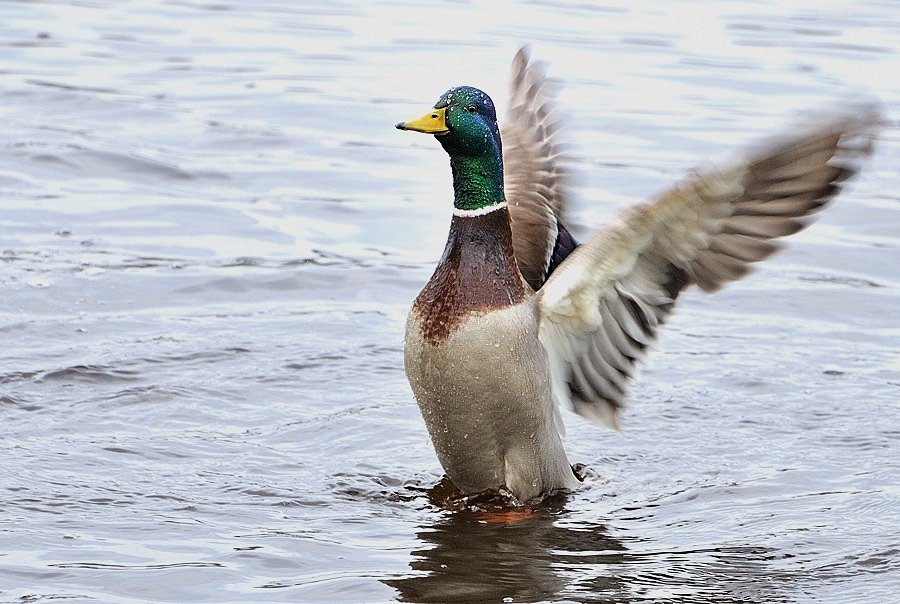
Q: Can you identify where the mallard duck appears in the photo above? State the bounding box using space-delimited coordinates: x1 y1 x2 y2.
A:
397 48 880 502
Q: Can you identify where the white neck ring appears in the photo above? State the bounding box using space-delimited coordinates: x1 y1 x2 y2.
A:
452 202 508 218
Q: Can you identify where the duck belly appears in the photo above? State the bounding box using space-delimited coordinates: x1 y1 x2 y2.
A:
404 300 578 500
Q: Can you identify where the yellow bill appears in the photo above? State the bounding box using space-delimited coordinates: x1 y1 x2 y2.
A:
395 107 449 135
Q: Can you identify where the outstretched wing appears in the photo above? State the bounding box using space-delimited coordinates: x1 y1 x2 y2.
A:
537 105 882 429
502 47 575 291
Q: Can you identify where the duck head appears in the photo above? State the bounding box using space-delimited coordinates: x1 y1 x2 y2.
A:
397 86 505 212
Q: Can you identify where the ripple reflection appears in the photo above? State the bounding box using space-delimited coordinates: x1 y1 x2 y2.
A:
387 493 799 603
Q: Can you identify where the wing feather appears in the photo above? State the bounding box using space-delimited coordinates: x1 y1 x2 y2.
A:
537 105 882 429
502 47 574 290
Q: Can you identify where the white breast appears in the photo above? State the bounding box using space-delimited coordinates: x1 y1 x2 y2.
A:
404 299 578 499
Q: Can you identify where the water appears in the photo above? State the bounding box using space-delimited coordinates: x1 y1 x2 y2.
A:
1 0 898 602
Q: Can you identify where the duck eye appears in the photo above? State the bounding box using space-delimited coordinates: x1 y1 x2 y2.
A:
465 105 477 113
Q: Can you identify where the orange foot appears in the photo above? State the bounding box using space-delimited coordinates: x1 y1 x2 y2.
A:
474 507 538 524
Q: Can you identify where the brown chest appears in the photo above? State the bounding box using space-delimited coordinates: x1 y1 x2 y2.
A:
413 208 531 343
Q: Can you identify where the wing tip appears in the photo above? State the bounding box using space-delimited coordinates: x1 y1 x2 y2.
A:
573 395 625 432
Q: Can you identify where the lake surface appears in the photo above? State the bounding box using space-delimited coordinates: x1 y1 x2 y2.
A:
1 1 898 602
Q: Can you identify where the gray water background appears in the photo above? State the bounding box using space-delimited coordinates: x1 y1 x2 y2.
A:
1 0 898 602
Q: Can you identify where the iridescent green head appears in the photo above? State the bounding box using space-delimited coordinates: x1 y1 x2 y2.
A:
397 86 505 212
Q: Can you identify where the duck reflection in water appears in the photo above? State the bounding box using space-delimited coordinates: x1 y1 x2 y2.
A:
385 480 798 603
385 481 627 603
